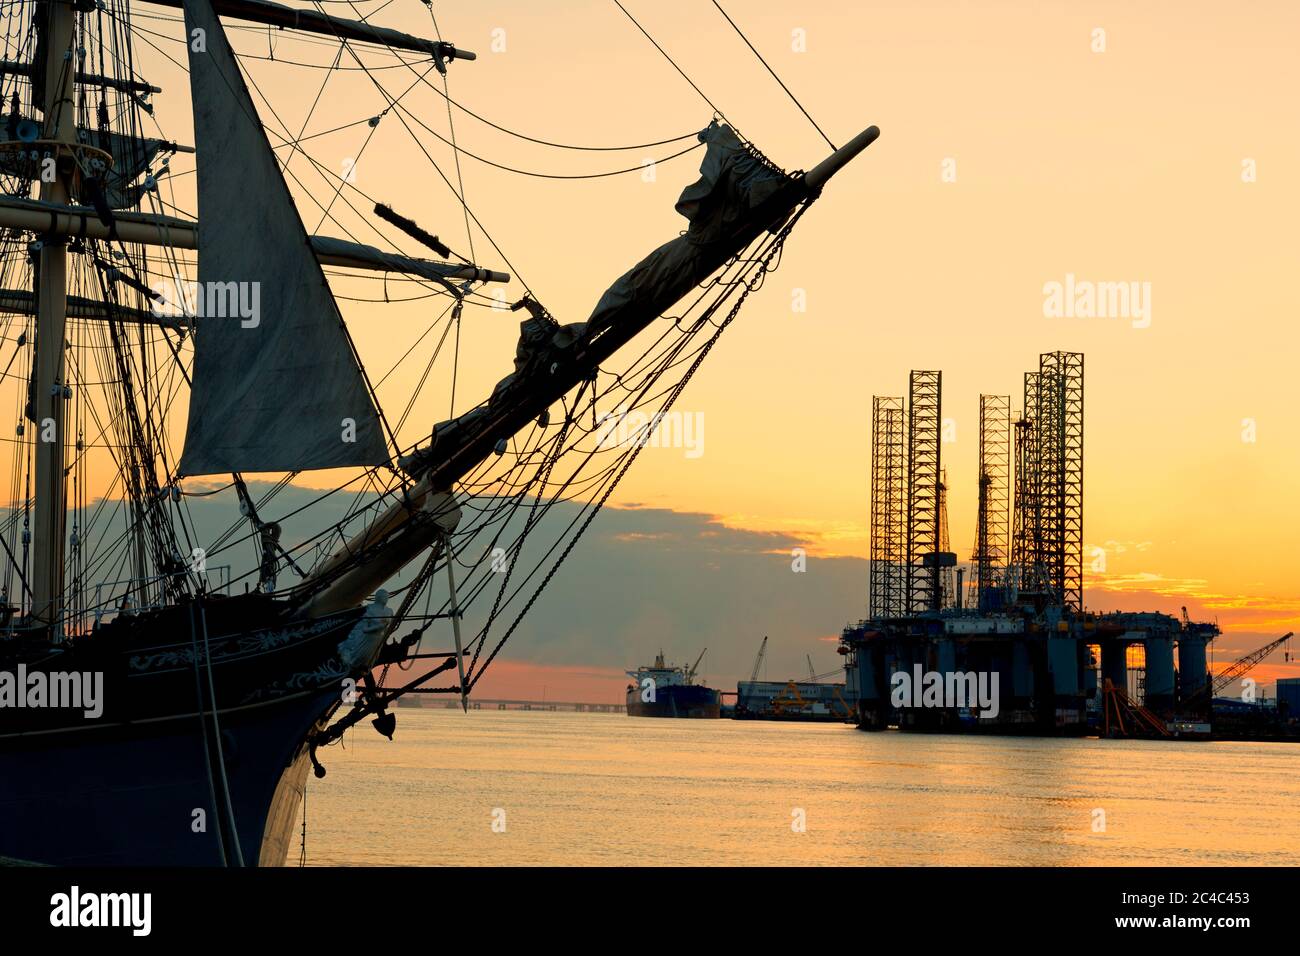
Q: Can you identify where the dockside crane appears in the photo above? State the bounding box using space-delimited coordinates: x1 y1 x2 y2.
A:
749 636 768 683
801 654 842 683
686 647 708 683
1184 631 1294 705
1210 632 1293 696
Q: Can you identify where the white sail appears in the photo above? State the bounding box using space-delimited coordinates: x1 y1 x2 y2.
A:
176 0 389 476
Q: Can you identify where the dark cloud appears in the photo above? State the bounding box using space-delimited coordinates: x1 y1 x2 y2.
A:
486 503 866 683
12 483 865 686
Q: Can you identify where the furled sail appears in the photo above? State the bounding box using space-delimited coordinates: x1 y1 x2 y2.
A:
399 121 801 481
176 0 388 476
580 121 791 342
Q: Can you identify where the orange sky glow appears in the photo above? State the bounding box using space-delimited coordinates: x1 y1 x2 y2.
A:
3 1 1297 699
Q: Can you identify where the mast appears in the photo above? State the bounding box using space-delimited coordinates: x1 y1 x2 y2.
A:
31 0 78 632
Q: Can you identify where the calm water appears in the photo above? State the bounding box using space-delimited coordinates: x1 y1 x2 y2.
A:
303 708 1299 866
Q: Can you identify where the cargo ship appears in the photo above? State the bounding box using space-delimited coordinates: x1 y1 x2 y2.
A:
626 650 721 718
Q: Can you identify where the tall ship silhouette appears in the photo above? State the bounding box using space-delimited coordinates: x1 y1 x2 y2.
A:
0 0 876 864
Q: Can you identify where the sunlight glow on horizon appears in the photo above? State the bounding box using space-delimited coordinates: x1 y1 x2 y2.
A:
2 2 1296 676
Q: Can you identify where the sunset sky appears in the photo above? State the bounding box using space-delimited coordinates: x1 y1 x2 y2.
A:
5 1 1298 697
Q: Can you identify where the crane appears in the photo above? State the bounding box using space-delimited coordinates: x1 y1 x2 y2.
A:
1210 631 1293 696
686 647 707 683
1183 631 1293 705
806 654 817 682
749 636 768 683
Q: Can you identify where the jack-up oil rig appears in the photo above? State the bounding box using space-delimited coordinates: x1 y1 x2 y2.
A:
838 351 1274 739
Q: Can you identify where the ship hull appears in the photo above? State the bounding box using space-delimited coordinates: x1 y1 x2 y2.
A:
0 689 328 865
0 594 388 866
625 684 720 719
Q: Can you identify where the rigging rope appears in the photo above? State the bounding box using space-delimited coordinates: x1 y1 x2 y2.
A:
610 0 731 126
388 99 706 180
332 42 541 299
709 0 837 150
430 92 702 152
132 11 704 151
425 5 475 264
466 204 812 689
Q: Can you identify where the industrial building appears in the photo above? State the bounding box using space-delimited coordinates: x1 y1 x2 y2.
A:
733 638 857 722
735 680 855 722
1279 678 1300 717
838 350 1282 740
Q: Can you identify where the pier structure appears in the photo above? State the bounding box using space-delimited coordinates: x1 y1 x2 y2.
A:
396 696 626 713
